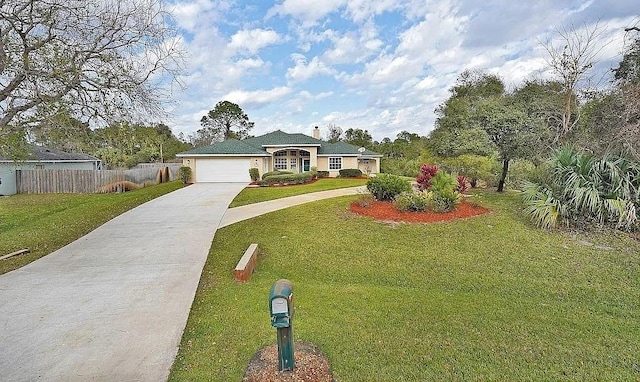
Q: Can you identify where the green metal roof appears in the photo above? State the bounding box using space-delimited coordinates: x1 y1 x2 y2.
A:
177 131 381 157
318 141 361 155
317 141 381 156
244 130 323 148
177 139 269 156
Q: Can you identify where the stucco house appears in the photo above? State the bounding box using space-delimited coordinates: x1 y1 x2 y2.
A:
176 128 382 183
0 146 102 195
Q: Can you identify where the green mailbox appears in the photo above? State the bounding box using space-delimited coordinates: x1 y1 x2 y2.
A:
269 279 294 328
269 279 295 371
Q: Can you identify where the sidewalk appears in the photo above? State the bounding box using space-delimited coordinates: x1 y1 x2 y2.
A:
219 186 366 227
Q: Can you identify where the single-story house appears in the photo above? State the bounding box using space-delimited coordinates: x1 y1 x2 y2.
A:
176 128 382 183
0 146 102 195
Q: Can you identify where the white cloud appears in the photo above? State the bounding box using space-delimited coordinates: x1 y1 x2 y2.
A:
345 0 401 23
228 28 281 54
267 0 346 25
170 0 230 32
223 87 293 109
286 54 335 83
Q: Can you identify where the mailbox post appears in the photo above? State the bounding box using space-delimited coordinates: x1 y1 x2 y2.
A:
269 279 294 371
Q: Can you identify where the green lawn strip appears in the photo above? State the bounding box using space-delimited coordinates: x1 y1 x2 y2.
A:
0 181 183 274
229 178 367 207
170 191 640 381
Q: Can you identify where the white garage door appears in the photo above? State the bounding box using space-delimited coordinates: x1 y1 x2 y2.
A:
196 158 251 182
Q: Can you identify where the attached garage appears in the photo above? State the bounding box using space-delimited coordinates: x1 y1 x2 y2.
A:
195 158 251 183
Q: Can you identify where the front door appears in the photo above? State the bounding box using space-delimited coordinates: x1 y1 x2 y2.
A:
302 159 310 172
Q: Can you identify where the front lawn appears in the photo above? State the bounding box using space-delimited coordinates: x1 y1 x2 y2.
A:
0 181 183 275
229 177 367 207
170 191 640 381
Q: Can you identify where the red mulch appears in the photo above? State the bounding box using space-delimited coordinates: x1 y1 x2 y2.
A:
350 199 490 223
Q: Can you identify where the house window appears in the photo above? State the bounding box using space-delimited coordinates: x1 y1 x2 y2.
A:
290 157 297 170
274 150 286 156
289 150 297 156
275 157 287 170
329 157 342 170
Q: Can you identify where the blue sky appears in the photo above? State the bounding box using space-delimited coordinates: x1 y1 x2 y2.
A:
164 0 638 141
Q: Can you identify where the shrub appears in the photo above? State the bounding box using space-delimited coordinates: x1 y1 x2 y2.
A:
393 192 429 212
317 171 329 178
431 188 461 213
339 168 363 178
381 158 421 177
262 170 293 180
504 159 537 190
260 172 314 185
249 168 260 182
430 172 461 212
309 166 318 178
439 154 497 188
178 166 192 184
366 174 412 201
416 163 439 191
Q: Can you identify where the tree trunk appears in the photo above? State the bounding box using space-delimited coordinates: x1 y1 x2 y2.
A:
497 159 509 192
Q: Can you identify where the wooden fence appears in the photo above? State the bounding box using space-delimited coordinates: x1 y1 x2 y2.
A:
16 165 180 194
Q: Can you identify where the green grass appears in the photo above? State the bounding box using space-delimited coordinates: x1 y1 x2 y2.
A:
229 178 367 207
0 181 183 275
170 190 640 381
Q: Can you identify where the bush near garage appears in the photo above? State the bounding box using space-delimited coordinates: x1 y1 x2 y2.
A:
178 166 192 184
261 170 293 180
249 168 260 182
339 169 363 178
260 172 314 186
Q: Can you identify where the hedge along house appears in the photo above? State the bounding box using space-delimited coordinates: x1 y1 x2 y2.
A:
0 145 102 195
176 128 382 183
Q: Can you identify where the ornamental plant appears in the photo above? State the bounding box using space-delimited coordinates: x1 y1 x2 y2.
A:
366 174 412 201
249 168 260 182
178 166 192 184
416 163 439 191
522 148 639 231
430 171 461 212
456 175 469 193
393 191 429 212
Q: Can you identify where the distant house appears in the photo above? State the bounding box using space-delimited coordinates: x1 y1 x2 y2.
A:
176 128 382 183
0 146 101 195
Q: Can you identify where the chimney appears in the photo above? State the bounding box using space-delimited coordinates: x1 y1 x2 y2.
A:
313 126 320 139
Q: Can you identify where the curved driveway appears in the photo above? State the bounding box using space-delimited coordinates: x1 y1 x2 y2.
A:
0 183 246 382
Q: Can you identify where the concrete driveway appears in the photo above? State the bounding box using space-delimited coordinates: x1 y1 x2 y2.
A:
0 183 246 382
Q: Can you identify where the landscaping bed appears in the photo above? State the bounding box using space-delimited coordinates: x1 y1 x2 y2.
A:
350 199 490 223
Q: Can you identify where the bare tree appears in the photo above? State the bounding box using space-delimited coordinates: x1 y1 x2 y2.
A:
541 22 609 142
0 0 184 142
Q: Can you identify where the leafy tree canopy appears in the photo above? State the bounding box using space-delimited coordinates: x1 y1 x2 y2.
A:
343 128 373 148
196 101 254 146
